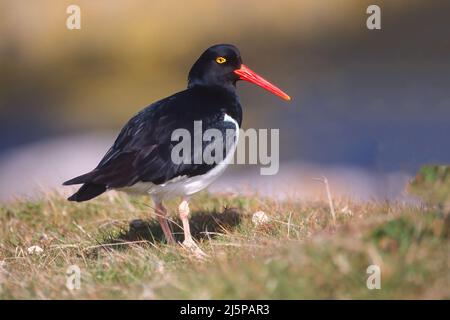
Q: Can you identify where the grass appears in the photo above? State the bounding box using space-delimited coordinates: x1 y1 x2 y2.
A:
409 165 450 210
0 190 448 299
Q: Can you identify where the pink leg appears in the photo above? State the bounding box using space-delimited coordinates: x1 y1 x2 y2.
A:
178 199 207 258
178 199 194 245
155 202 175 245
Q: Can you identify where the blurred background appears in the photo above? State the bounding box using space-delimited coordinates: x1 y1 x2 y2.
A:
0 0 449 202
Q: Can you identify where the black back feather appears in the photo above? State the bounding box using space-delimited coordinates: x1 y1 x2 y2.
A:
64 85 242 202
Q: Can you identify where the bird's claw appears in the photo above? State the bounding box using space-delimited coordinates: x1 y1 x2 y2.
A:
181 239 208 259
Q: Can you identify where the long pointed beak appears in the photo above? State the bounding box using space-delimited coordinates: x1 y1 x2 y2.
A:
234 64 291 101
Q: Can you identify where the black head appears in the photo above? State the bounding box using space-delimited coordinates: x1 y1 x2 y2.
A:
188 44 242 89
188 44 291 101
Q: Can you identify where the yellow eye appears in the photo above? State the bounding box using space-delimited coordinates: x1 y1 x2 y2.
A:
215 56 227 64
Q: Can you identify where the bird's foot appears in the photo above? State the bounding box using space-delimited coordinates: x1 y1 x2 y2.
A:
181 239 208 259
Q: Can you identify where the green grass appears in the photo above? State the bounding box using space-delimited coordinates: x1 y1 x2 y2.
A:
0 191 448 299
409 165 450 211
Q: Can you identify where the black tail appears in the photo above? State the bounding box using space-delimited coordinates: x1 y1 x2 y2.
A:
67 183 107 202
63 172 95 186
64 171 106 202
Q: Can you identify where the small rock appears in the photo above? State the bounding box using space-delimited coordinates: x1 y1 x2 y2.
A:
340 206 353 217
39 233 49 241
252 211 270 226
27 245 44 255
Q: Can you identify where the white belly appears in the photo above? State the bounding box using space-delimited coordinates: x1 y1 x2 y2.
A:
117 114 239 201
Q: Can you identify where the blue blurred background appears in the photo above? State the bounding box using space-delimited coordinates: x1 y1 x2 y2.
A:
0 0 449 201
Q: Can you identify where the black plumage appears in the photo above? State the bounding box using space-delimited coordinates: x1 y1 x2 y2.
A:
64 44 290 249
64 45 242 202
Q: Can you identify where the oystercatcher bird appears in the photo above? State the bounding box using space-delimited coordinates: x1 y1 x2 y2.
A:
64 44 290 255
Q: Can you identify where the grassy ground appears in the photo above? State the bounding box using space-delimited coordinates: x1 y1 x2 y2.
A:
0 190 448 299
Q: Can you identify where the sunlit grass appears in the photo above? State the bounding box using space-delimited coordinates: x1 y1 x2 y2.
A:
0 191 448 299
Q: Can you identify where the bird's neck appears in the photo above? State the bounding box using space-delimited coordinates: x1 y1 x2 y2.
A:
187 82 237 96
183 84 242 126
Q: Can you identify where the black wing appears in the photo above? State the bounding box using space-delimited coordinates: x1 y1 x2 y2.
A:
64 87 240 201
